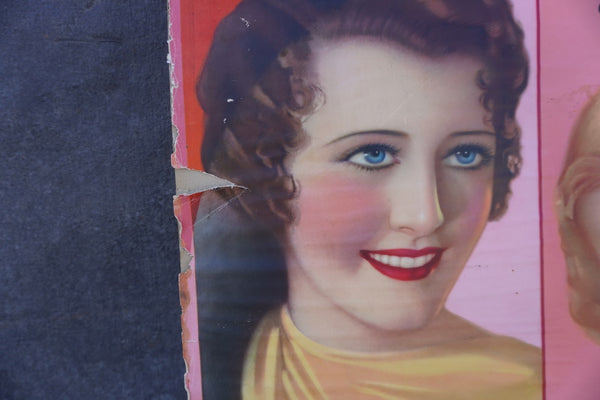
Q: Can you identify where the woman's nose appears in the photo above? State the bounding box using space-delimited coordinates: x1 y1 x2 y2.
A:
388 169 445 237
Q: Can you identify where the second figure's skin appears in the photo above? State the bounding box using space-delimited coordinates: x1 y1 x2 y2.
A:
557 92 600 344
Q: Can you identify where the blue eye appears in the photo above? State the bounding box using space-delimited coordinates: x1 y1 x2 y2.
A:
344 144 399 170
444 144 493 169
455 150 477 165
364 148 386 164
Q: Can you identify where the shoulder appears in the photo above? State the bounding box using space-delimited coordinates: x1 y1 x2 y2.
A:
444 332 543 389
424 333 542 399
241 307 285 400
473 334 542 366
250 307 283 341
431 312 542 387
243 307 284 369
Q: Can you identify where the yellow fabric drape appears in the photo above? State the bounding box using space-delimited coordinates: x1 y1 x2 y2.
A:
242 307 542 400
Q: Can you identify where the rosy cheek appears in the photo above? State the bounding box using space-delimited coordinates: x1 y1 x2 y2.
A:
439 174 492 234
292 173 385 248
464 186 492 220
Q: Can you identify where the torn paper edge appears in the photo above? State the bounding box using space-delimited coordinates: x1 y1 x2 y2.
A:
175 168 242 196
168 0 247 394
168 0 187 170
173 195 201 399
167 1 201 398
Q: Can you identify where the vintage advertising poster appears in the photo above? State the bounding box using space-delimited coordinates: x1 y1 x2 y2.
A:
168 0 600 398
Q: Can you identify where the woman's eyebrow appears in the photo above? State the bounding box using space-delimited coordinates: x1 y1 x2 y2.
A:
450 130 496 138
325 130 407 146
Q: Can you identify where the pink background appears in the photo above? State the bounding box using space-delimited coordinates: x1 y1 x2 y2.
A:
539 0 600 398
447 0 542 348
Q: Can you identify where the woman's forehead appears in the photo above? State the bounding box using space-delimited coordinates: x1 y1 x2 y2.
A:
314 34 482 63
300 38 490 143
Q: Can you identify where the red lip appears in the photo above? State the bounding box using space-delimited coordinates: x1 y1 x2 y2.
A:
360 247 445 281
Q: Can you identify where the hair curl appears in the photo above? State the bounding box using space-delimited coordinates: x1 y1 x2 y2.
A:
198 0 528 234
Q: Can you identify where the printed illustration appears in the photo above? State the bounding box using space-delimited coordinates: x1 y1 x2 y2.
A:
170 0 542 398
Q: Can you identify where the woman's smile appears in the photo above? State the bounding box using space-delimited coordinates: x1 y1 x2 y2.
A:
285 37 495 351
360 247 446 281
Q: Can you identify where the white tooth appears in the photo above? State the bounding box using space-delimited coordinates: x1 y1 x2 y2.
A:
370 252 436 268
400 257 415 268
390 256 402 267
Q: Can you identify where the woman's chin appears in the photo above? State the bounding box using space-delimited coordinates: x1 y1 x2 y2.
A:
348 305 442 336
336 306 487 352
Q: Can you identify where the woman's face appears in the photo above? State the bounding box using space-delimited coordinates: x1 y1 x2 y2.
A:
285 38 495 344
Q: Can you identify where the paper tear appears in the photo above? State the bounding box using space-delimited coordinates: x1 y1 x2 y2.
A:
179 268 202 400
167 0 189 169
167 2 202 397
173 194 201 397
179 242 193 273
193 188 247 223
175 168 244 195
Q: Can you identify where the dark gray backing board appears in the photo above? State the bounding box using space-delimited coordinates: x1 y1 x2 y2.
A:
0 1 186 398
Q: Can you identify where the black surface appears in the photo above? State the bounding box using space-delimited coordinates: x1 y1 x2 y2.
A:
0 1 186 399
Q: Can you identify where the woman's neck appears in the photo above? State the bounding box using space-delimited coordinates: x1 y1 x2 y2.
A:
289 305 489 353
286 278 491 353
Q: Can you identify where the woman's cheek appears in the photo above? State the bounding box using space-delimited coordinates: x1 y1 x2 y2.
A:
439 171 493 232
292 173 385 250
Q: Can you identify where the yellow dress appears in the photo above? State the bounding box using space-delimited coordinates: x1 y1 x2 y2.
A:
242 307 542 400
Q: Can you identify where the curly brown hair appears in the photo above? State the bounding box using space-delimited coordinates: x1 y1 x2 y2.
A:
198 0 528 236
